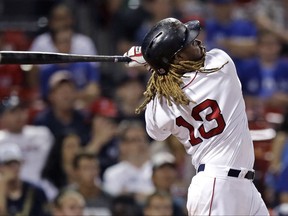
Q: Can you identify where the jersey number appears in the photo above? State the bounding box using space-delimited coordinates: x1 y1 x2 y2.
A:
176 99 226 146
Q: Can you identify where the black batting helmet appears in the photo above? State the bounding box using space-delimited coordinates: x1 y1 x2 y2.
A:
141 17 200 74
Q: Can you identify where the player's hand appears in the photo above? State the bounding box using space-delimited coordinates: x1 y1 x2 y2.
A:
124 46 146 67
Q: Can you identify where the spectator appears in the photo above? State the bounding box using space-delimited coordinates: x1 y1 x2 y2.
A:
174 0 205 21
114 75 146 123
108 0 149 54
84 0 127 54
253 0 288 57
143 191 174 216
79 0 143 96
0 31 14 51
273 198 288 216
238 30 288 117
0 0 58 20
70 151 113 216
0 65 25 102
265 109 288 211
205 0 257 70
110 195 143 216
134 0 178 45
150 135 196 193
0 28 31 51
86 97 120 178
103 120 154 203
151 153 177 194
41 133 82 194
151 152 187 216
0 143 49 216
269 109 288 178
38 27 101 108
0 95 53 185
30 3 97 56
52 188 85 216
33 71 90 145
0 32 27 101
273 168 288 216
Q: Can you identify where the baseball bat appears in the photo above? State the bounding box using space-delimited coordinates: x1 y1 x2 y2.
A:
0 51 131 64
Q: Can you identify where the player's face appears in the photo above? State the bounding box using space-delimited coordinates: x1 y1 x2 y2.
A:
176 39 205 61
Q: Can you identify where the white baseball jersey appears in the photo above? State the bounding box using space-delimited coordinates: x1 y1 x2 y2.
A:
145 48 254 170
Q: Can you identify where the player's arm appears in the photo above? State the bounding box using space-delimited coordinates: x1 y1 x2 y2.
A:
145 100 171 141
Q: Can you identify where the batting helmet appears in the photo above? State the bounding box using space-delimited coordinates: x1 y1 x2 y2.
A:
141 17 200 74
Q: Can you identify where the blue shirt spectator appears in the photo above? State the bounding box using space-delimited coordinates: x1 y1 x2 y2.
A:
34 26 101 107
33 71 91 145
205 19 257 51
205 0 257 70
239 58 288 98
39 62 100 101
238 31 288 99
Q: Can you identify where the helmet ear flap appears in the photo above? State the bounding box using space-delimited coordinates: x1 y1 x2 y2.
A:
157 68 167 75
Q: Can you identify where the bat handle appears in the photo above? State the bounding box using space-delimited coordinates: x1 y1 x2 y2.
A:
114 56 131 63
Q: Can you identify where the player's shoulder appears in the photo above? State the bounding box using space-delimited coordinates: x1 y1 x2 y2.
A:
207 48 232 60
205 48 234 70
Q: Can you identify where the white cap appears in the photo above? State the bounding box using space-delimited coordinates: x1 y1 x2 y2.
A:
152 152 176 170
0 143 23 164
48 70 73 91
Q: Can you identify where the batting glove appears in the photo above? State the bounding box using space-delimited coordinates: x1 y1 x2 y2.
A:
124 46 146 67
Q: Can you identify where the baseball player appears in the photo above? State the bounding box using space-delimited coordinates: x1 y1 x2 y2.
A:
124 18 269 215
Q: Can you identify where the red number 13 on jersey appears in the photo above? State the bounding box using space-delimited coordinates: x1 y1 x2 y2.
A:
176 99 226 146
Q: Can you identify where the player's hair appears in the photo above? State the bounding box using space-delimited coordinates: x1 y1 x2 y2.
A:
135 53 226 114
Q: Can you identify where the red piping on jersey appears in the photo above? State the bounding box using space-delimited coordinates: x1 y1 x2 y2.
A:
208 178 216 216
181 72 198 89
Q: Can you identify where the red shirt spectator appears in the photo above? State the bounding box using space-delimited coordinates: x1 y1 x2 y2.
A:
0 64 24 99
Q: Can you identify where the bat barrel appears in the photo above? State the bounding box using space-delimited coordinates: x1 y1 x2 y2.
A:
0 51 131 64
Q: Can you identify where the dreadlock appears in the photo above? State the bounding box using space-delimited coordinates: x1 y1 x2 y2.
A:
135 52 228 114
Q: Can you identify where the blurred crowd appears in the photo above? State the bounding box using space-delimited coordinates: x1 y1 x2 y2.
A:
0 0 288 215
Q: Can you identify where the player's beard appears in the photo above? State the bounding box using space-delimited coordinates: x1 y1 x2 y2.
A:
200 45 206 58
